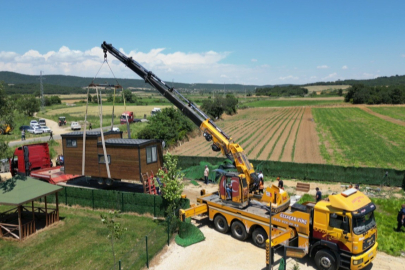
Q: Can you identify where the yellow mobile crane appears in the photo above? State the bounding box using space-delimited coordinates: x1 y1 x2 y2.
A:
100 42 377 270
101 41 288 209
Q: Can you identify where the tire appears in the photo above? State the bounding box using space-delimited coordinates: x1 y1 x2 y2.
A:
231 220 248 241
252 227 268 248
214 215 229 234
97 178 105 185
314 249 337 270
105 178 114 186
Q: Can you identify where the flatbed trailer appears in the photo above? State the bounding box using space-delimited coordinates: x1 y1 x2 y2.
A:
30 166 81 185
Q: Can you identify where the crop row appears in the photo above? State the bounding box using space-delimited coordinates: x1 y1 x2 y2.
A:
312 107 405 169
367 106 405 122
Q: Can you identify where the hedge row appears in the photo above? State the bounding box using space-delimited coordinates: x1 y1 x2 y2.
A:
176 156 405 187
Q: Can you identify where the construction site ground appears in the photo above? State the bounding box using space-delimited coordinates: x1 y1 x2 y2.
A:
148 179 405 270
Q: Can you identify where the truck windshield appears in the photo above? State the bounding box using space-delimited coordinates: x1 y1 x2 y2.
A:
352 211 376 235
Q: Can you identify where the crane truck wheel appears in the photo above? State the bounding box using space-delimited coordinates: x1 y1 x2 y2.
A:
105 178 114 186
314 249 337 270
231 220 248 241
97 178 105 185
252 227 268 248
214 215 229 234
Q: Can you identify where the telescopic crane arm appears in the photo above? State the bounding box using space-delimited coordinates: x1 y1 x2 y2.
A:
101 42 258 191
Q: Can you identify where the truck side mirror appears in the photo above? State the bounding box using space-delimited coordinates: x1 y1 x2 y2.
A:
342 216 349 233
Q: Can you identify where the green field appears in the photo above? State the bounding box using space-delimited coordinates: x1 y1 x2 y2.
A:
313 107 405 169
367 106 405 121
244 98 344 107
0 204 167 270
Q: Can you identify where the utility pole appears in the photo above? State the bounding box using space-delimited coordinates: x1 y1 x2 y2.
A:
39 71 45 111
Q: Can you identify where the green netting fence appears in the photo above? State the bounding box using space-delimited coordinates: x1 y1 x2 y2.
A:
177 156 405 187
41 187 190 218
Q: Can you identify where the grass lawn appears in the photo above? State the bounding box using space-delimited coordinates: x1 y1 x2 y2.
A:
244 98 344 107
371 197 405 256
0 204 168 270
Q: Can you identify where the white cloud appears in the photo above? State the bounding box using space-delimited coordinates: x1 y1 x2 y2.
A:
251 59 257 62
220 74 228 78
279 75 299 81
323 73 337 80
317 65 328 69
401 54 405 57
342 65 348 70
310 76 317 79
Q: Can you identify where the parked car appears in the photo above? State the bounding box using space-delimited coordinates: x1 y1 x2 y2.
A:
30 120 39 127
27 126 43 134
40 126 51 133
71 122 81 130
19 125 31 131
39 119 46 126
112 127 120 132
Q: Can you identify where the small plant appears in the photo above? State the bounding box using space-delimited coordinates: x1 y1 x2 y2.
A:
100 210 127 265
290 261 300 270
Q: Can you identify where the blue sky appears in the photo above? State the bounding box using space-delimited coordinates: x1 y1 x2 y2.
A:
1 0 404 85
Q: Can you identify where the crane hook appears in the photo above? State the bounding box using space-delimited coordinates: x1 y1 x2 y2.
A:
103 49 107 61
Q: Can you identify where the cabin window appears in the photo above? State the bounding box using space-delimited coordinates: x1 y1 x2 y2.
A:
98 154 111 164
67 139 77 148
146 146 157 164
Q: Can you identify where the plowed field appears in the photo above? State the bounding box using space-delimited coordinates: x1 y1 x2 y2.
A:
172 107 324 163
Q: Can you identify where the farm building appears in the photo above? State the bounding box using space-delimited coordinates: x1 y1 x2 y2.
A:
61 131 164 184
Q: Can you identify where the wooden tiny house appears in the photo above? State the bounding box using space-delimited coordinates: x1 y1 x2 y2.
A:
61 131 163 185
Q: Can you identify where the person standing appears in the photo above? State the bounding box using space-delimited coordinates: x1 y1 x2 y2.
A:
204 165 209 184
315 187 322 202
396 204 405 232
49 130 53 141
89 123 92 130
277 177 284 189
21 129 25 141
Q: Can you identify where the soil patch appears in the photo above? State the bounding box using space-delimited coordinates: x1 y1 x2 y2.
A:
294 108 324 164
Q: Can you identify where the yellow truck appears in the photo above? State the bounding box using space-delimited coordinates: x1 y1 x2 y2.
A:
181 187 377 270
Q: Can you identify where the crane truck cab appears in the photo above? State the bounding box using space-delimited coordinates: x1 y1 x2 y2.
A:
266 188 377 270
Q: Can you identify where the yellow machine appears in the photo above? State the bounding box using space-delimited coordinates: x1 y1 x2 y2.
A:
0 123 12 135
101 41 289 209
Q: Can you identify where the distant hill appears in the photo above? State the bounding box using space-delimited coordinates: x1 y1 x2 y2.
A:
0 71 273 94
304 74 405 87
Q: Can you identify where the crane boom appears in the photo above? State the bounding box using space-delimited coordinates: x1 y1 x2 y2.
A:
101 42 259 196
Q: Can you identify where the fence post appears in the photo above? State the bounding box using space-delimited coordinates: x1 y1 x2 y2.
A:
167 218 170 246
153 195 156 218
121 192 124 212
146 235 149 268
119 260 121 270
92 190 94 210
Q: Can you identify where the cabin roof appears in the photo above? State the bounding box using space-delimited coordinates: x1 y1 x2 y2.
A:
98 138 161 147
61 130 121 137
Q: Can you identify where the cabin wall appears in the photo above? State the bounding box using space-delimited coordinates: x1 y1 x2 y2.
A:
139 142 163 178
97 145 140 180
63 137 99 175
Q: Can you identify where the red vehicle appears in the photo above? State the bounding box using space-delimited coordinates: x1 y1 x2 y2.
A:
120 111 134 124
10 143 80 184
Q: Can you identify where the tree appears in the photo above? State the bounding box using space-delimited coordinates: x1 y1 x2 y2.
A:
100 210 127 265
16 95 40 116
137 108 194 146
156 152 185 219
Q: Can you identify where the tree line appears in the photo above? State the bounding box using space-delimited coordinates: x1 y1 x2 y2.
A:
344 84 405 104
255 85 308 97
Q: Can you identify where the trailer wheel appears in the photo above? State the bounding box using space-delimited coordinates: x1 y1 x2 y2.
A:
214 215 229 234
105 178 114 186
231 220 248 241
97 178 105 185
252 227 267 248
314 249 337 270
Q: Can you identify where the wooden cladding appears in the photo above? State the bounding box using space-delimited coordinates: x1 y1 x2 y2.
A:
62 133 163 181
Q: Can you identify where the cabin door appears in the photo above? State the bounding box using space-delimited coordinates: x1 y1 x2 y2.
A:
231 177 240 203
219 175 227 200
